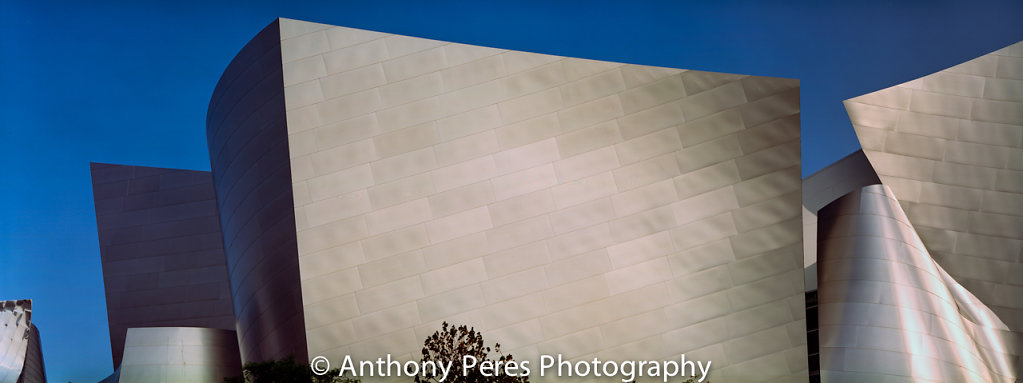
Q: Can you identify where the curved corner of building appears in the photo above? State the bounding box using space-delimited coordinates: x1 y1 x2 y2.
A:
841 39 1023 380
205 17 308 365
116 327 242 383
206 18 283 139
817 184 1018 382
21 323 47 383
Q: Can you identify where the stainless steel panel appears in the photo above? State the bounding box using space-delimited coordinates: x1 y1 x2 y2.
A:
205 20 308 364
818 185 1017 382
19 324 46 383
117 327 241 383
845 41 1023 336
263 18 808 382
90 163 235 368
0 300 32 383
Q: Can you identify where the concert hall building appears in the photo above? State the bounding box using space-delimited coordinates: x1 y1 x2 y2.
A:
88 18 1021 382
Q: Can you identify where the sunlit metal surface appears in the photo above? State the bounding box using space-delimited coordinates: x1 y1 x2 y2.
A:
0 300 44 383
116 327 241 383
844 41 1023 339
0 300 31 383
817 185 1018 382
206 17 809 382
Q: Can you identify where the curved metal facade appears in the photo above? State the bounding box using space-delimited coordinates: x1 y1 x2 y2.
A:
0 300 44 383
844 41 1023 335
800 150 882 289
18 324 45 383
116 327 241 383
272 18 807 382
90 163 235 369
817 185 1017 382
206 20 307 364
0 300 31 383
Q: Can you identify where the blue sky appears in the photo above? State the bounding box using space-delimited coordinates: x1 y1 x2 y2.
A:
1 0 1020 381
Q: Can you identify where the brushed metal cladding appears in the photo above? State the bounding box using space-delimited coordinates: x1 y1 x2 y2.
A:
0 300 32 383
90 163 235 369
817 185 1018 383
799 152 882 381
268 18 807 382
116 327 241 383
206 20 307 364
844 40 1023 334
18 324 45 383
801 150 881 288
801 150 880 214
